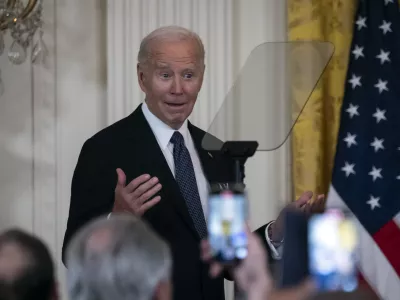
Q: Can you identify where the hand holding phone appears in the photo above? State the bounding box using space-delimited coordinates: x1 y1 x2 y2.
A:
308 209 358 292
207 183 248 265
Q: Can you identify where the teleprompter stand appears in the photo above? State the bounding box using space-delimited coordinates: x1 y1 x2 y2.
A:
220 141 259 184
219 141 258 300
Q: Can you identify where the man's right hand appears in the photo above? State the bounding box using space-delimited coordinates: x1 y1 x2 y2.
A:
113 168 162 216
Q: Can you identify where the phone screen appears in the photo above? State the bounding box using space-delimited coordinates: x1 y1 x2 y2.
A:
308 209 358 292
207 188 248 264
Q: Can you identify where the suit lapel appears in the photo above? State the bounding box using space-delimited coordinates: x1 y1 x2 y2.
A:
128 105 200 239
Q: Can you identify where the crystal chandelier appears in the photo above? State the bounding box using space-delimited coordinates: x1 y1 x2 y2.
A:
0 0 46 96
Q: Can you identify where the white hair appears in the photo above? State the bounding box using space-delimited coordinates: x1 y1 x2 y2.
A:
137 25 205 65
66 214 172 300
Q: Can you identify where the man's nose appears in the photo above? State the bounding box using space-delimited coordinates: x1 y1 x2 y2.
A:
170 77 183 95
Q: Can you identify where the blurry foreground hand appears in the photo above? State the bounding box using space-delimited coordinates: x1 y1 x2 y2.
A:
200 230 316 300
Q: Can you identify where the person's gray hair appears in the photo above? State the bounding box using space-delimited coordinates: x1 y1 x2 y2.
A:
66 214 172 300
137 25 205 65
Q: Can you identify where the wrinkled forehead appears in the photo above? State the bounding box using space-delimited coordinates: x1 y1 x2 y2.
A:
148 39 204 69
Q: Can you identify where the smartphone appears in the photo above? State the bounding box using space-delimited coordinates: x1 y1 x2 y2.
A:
207 183 248 264
308 208 358 292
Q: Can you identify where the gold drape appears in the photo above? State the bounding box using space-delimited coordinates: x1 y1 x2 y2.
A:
288 0 358 199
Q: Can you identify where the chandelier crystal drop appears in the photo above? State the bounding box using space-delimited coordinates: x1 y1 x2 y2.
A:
0 0 46 96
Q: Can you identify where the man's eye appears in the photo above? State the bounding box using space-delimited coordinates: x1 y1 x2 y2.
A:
184 73 193 79
160 73 170 78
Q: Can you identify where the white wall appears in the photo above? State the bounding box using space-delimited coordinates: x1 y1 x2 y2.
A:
0 0 107 299
0 1 288 299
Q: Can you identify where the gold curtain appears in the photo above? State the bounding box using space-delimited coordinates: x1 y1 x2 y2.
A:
288 0 358 199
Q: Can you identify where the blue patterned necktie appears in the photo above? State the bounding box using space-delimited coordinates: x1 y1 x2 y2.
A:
170 131 207 238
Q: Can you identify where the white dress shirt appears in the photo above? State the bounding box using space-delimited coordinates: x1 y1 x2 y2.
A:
141 102 210 218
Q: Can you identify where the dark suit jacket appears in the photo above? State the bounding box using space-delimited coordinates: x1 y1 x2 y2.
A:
62 104 273 300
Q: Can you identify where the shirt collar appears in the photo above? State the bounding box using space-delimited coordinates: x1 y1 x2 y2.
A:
141 101 189 150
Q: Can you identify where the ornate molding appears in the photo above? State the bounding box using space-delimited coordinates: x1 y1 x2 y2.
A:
32 0 56 246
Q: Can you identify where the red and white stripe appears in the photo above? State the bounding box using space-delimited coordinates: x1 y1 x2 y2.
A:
327 185 400 300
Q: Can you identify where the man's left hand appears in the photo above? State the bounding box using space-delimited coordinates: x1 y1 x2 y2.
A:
270 191 326 242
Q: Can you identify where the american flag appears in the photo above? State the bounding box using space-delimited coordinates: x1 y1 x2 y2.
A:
326 0 400 299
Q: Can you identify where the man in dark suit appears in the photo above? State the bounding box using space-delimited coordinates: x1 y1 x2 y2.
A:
62 25 320 300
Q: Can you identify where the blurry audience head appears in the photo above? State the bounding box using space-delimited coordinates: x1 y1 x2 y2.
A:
0 229 57 300
66 214 172 300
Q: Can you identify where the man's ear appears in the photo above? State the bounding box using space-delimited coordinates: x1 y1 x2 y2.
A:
137 63 147 93
200 63 206 77
197 63 206 88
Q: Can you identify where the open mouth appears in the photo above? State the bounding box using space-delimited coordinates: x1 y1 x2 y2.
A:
165 102 185 107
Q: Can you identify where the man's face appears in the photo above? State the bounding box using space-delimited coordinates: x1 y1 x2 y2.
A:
137 39 205 129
